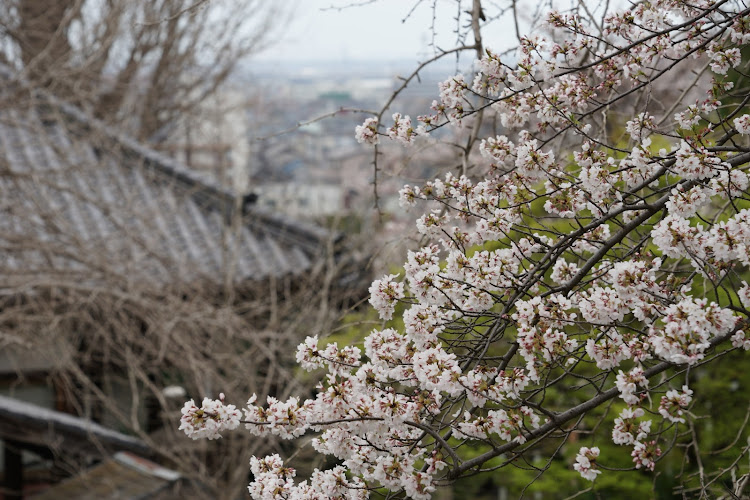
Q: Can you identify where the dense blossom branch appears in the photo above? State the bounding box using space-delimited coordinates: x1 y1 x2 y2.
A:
183 0 750 497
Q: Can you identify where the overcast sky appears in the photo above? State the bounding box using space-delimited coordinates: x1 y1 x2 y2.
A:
255 0 516 63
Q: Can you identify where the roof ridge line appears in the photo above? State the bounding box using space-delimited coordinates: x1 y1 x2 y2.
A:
32 88 336 252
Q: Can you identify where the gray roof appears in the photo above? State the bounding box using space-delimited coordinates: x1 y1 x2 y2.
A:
0 80 333 288
31 452 190 500
0 394 149 456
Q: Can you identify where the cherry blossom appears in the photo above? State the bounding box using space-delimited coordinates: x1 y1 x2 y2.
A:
615 366 649 405
387 113 427 146
658 385 694 424
354 117 379 145
612 407 651 445
573 447 602 481
183 0 750 496
735 114 750 135
179 393 241 440
631 440 662 471
368 274 405 320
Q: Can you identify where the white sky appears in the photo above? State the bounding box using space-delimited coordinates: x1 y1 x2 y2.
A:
255 0 516 63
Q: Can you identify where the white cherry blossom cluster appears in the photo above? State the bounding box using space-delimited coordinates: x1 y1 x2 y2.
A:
707 41 742 74
185 0 750 495
625 112 656 141
368 274 405 320
658 385 694 424
354 117 379 145
650 298 736 365
388 113 427 146
735 114 750 135
436 75 469 125
731 331 750 350
179 393 240 440
612 407 651 446
454 406 540 443
615 366 649 405
473 48 506 95
244 395 309 439
631 440 662 471
573 447 601 481
248 455 368 500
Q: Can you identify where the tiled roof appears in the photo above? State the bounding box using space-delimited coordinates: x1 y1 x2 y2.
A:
0 395 149 457
31 452 190 500
0 80 334 287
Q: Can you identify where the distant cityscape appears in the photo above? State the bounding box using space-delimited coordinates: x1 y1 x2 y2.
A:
161 59 472 221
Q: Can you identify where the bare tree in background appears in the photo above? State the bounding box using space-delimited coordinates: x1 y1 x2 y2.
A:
0 58 367 498
0 2 374 499
0 0 278 143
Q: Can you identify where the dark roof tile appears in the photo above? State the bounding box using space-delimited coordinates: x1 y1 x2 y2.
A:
0 80 332 286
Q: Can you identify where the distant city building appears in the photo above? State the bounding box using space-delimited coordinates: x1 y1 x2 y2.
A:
256 182 345 218
157 85 252 193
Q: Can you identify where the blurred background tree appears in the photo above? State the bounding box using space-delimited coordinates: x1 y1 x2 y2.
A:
0 0 281 143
